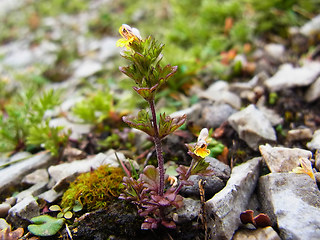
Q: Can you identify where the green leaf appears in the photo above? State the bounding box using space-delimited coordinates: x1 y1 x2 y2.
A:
64 211 73 219
122 109 155 137
28 215 65 237
72 200 83 212
49 205 61 212
158 113 186 139
140 165 160 192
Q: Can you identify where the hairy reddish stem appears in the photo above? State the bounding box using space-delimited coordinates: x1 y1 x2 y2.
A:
149 100 165 196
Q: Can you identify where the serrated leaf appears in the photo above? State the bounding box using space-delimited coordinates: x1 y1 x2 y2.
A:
158 113 186 139
28 215 65 237
122 110 154 136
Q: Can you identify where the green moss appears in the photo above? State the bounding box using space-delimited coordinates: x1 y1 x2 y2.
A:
61 165 125 211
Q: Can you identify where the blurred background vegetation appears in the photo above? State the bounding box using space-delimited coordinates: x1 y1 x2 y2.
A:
0 0 319 156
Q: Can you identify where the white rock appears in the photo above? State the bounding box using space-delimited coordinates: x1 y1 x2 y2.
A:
307 129 320 150
264 43 285 59
48 150 124 190
305 76 320 102
259 173 320 240
7 196 40 227
205 157 262 240
264 61 320 92
3 49 34 68
199 81 241 109
228 105 277 150
49 117 92 139
73 59 102 78
38 189 63 203
287 128 313 142
259 144 312 173
22 169 49 185
300 14 320 36
0 152 54 197
98 37 119 61
15 182 47 203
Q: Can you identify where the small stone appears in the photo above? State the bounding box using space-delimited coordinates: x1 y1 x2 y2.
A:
233 227 281 240
201 104 237 129
205 157 262 240
259 173 320 240
286 128 313 142
0 218 10 231
315 152 320 171
259 144 312 173
305 76 320 102
199 81 241 109
307 129 320 150
15 182 47 203
300 14 320 36
0 203 11 218
264 43 285 60
228 105 277 150
7 196 40 229
264 61 320 92
38 189 63 203
4 197 16 206
22 169 49 185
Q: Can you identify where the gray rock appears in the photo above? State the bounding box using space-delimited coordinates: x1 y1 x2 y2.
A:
7 196 40 228
228 105 277 150
0 203 11 218
175 198 201 224
48 150 123 191
0 152 54 197
205 157 262 240
259 173 320 240
287 128 313 142
201 104 237 129
259 144 312 173
305 76 320 102
233 227 281 240
199 81 242 109
307 129 320 150
15 182 47 203
73 59 102 78
8 151 32 163
22 169 49 185
38 189 63 203
264 61 320 92
300 14 320 36
205 157 231 181
180 174 225 199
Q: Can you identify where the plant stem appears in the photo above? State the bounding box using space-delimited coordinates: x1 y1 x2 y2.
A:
149 100 165 196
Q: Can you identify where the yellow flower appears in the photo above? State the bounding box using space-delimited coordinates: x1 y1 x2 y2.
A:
291 157 315 181
194 128 211 158
116 24 141 49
